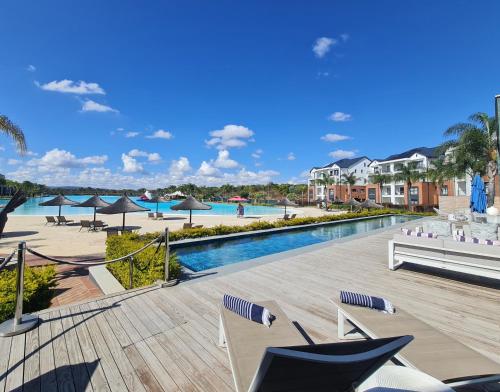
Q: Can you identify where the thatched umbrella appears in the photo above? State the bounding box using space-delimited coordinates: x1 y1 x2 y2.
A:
360 199 383 209
96 195 149 230
276 197 297 215
39 194 78 218
345 198 361 212
146 195 167 214
71 194 111 224
170 195 211 223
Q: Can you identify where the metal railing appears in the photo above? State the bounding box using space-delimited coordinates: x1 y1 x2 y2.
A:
0 227 172 337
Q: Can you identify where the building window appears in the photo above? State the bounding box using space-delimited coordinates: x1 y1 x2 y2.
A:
334 169 339 176
440 185 448 196
410 187 419 205
329 170 333 176
368 188 376 201
456 181 467 196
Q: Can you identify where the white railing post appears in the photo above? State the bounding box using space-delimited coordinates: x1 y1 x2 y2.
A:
0 241 39 337
164 227 170 282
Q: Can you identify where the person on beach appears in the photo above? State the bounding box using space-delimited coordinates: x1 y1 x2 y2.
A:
237 203 244 218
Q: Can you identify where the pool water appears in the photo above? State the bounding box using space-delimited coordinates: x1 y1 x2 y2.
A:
10 195 286 216
175 215 418 271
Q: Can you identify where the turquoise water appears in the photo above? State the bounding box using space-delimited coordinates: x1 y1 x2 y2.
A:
10 195 286 216
175 215 417 271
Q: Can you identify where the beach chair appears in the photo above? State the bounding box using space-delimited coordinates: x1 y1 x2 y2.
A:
147 212 155 219
57 216 74 225
45 216 57 225
93 220 108 231
219 300 413 392
183 223 193 229
278 214 290 221
106 229 119 238
290 213 297 219
332 298 500 387
79 220 92 231
155 212 164 220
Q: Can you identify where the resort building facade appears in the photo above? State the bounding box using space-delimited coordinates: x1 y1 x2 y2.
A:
308 157 371 202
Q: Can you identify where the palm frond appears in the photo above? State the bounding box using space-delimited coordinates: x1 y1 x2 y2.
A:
0 115 27 154
443 122 476 137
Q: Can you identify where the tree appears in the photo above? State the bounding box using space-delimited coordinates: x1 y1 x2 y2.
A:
341 173 357 199
368 173 392 203
393 162 423 208
441 112 498 207
0 115 27 154
423 157 452 197
315 173 335 205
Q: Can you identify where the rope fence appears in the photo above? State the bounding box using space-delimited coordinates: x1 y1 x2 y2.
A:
0 227 171 337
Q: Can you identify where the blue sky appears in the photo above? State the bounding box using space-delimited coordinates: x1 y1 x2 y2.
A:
1 1 500 188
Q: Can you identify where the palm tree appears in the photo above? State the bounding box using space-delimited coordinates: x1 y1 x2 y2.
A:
393 162 423 208
424 157 452 198
368 173 392 203
0 115 27 154
315 173 335 205
341 173 357 200
441 112 498 207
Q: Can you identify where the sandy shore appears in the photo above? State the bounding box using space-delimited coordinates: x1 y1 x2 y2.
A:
0 207 333 257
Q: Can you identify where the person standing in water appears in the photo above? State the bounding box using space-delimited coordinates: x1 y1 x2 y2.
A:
237 203 244 218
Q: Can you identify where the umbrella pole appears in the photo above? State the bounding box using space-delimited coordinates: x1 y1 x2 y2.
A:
189 210 192 224
93 207 97 226
122 213 125 231
156 202 159 214
58 205 61 218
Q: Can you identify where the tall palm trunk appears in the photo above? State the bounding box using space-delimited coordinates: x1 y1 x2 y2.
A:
487 160 497 207
407 181 412 208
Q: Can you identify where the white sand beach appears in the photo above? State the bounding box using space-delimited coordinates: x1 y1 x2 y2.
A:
0 207 332 257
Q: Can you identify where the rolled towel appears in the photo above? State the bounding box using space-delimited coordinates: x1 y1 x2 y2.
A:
340 290 395 314
223 294 275 327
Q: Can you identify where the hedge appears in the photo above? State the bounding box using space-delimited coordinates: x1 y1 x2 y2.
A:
0 265 56 323
106 232 182 289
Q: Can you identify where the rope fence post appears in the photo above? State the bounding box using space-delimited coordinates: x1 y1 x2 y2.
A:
164 227 170 282
0 241 39 337
129 256 134 290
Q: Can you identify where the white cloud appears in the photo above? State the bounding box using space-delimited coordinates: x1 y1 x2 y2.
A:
0 146 5 151
128 149 148 157
287 152 296 161
146 129 173 139
197 161 220 177
81 100 118 113
340 33 349 42
206 124 254 150
329 149 356 159
27 148 107 170
251 149 263 159
128 149 161 163
328 112 352 122
214 150 239 168
7 159 21 165
169 157 192 180
25 150 38 156
313 37 337 58
121 153 144 173
125 131 140 138
317 71 330 78
117 127 124 131
26 65 36 72
37 79 105 94
321 133 351 142
147 152 161 163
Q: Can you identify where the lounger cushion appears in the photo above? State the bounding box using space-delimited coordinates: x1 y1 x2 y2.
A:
423 220 452 237
470 222 498 241
220 300 307 392
223 294 274 326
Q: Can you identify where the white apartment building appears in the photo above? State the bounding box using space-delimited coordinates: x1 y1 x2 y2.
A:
308 157 372 200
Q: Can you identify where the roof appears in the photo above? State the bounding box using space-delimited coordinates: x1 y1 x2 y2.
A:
381 147 439 162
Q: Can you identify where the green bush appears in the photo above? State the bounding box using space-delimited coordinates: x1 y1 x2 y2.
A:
106 232 182 289
0 265 56 323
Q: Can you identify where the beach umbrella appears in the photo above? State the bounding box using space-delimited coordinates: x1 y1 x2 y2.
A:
470 174 487 213
71 194 111 224
96 195 150 230
170 195 211 223
147 195 167 213
276 197 297 215
39 194 78 218
345 198 361 212
228 196 249 202
360 199 383 209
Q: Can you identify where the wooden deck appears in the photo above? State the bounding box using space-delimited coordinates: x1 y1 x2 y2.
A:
1 226 499 391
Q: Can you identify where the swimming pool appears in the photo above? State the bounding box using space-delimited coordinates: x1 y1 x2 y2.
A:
10 195 286 216
175 215 418 272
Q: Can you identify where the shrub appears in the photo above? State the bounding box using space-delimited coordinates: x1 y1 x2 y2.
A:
0 265 56 323
106 232 182 289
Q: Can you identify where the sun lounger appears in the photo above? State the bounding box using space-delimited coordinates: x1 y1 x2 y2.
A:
332 298 500 387
290 213 297 219
219 300 413 392
57 216 73 225
93 220 108 230
45 216 57 225
106 229 119 238
155 212 164 220
278 214 289 221
79 220 92 231
182 223 203 229
147 212 155 219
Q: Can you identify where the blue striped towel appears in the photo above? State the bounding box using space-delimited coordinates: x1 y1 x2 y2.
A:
223 294 275 327
340 291 395 314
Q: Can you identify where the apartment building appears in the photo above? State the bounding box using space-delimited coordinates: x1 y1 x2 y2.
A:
308 157 371 202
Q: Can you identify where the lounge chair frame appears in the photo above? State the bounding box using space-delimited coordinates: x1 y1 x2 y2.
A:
333 299 500 387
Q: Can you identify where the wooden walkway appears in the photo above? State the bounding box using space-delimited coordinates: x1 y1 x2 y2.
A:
1 227 499 391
